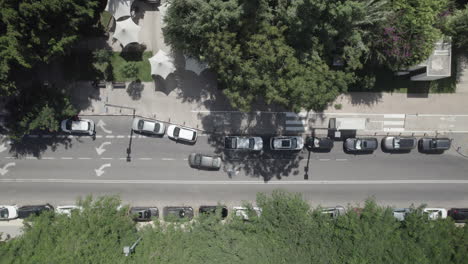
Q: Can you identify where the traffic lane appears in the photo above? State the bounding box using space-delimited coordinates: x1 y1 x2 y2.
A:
0 182 467 208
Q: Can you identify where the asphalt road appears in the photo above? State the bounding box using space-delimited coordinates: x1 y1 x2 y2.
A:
0 116 467 208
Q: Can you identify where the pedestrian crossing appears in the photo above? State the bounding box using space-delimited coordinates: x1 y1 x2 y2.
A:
382 114 406 132
285 112 308 132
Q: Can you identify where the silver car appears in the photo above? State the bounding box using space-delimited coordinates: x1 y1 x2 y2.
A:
61 118 95 136
321 206 346 219
382 136 416 151
224 136 263 151
188 153 222 170
132 118 165 135
270 136 304 150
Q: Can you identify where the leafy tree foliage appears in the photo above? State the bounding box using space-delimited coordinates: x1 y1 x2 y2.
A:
1 192 467 264
121 62 139 80
445 4 468 49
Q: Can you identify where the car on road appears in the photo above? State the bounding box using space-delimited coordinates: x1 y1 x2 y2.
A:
305 137 334 151
61 118 95 136
393 208 412 221
224 136 263 151
17 204 54 219
382 136 417 151
163 206 194 222
132 118 165 136
270 136 304 151
55 205 82 216
448 208 468 223
129 207 159 222
344 138 378 153
321 206 346 218
423 208 447 220
233 206 262 221
167 125 197 143
199 206 228 219
418 138 451 152
0 205 18 220
188 153 222 170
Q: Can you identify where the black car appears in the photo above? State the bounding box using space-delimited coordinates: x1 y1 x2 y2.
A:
448 208 468 223
344 138 378 153
419 138 451 152
163 206 194 222
17 204 54 219
199 206 228 219
129 207 159 222
305 137 334 152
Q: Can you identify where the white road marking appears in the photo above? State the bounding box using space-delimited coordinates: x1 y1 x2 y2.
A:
119 158 127 160
4 157 14 159
26 157 36 160
2 179 468 185
162 158 175 161
97 120 112 134
319 159 330 161
383 127 405 132
183 158 188 161
0 163 16 175
78 157 92 160
95 135 103 139
42 157 55 160
116 135 125 138
95 141 111 155
95 163 111 177
127 135 132 138
61 157 73 160
105 135 115 138
101 157 113 160
383 121 405 126
384 114 406 118
336 159 348 161
139 158 152 160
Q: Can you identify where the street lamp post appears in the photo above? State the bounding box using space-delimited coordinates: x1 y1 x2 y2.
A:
123 237 142 257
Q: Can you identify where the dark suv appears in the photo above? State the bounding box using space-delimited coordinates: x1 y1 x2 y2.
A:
305 137 333 152
448 208 468 223
129 207 159 222
199 206 228 219
17 204 54 219
163 206 194 222
418 138 451 153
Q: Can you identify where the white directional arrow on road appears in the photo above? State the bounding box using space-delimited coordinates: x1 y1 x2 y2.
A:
0 143 8 153
97 120 112 134
95 142 111 155
95 163 111 177
0 162 16 176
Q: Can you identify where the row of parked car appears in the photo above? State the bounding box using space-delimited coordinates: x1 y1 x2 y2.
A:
1 204 468 223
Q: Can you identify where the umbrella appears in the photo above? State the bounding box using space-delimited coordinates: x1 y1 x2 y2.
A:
113 18 141 47
185 56 208 75
149 50 176 79
105 0 134 20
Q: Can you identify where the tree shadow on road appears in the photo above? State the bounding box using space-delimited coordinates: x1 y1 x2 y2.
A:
7 136 73 159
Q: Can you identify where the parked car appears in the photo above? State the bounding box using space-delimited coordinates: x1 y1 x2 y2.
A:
321 206 346 219
418 138 451 152
423 208 447 220
17 204 54 219
224 136 263 151
55 205 82 216
393 208 412 221
163 207 194 222
61 118 95 136
382 136 417 151
129 207 159 222
233 206 262 221
132 118 165 136
448 208 468 223
305 137 333 151
167 125 197 143
188 153 222 170
199 206 228 219
270 136 304 151
344 138 378 152
0 205 18 220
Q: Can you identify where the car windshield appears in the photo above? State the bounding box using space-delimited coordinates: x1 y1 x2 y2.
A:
291 138 297 148
66 120 72 130
249 138 255 149
0 208 8 218
138 120 145 130
153 123 160 132
173 127 180 137
227 138 237 149
195 155 202 165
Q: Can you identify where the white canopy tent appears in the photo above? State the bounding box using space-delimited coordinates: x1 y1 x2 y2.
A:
185 56 208 75
149 50 176 79
105 0 134 20
113 18 141 47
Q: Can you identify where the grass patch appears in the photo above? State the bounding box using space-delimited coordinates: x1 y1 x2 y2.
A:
110 51 153 82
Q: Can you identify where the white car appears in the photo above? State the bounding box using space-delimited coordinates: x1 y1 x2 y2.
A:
233 206 262 221
55 205 83 216
167 125 197 143
270 136 304 150
224 136 263 151
61 118 95 136
423 208 447 220
0 205 18 220
132 118 165 135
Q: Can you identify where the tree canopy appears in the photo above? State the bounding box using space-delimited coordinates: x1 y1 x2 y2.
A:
1 192 467 264
164 0 450 111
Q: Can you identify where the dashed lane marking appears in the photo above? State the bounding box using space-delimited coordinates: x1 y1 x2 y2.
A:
95 135 103 139
336 159 348 161
162 158 175 161
105 135 115 138
116 135 125 138
26 157 36 160
139 158 152 160
78 157 92 160
42 157 55 160
61 157 73 160
101 157 113 160
319 159 330 161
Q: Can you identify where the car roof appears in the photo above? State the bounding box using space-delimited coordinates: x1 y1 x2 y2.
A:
398 138 415 147
71 120 89 131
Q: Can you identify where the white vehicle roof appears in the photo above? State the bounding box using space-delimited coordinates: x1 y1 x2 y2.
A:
168 125 197 141
272 136 303 149
423 208 447 220
0 205 18 219
72 120 90 131
56 205 82 216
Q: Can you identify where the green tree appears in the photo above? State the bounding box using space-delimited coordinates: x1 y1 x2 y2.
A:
121 62 139 80
445 4 468 49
